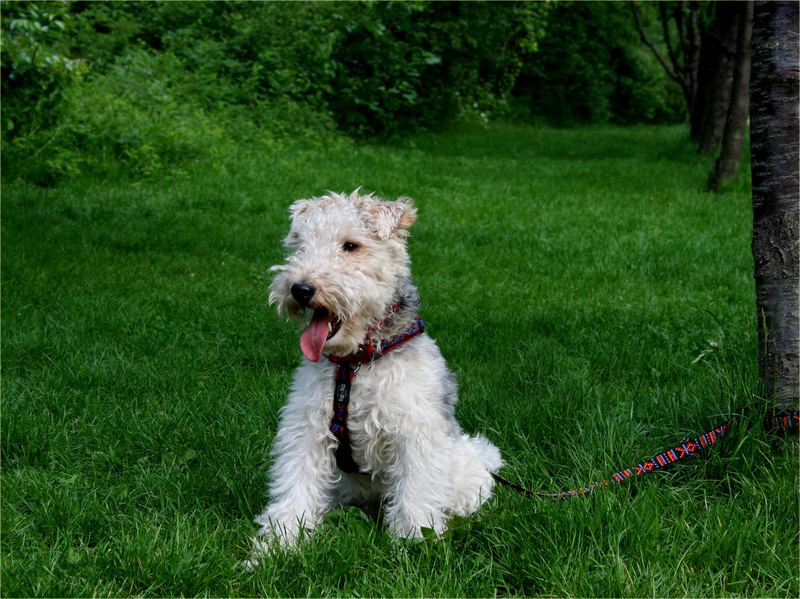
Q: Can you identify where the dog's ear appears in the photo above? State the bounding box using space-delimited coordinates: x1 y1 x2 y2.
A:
283 199 312 247
369 197 417 240
288 199 312 222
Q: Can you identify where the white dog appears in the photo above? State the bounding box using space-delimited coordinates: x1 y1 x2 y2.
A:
248 191 502 565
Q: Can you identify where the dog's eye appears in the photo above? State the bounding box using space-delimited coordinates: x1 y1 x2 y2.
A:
342 241 360 253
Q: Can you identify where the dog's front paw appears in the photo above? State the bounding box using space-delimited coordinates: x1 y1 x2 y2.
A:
242 534 283 571
241 541 265 573
245 508 309 568
243 525 299 570
386 508 447 541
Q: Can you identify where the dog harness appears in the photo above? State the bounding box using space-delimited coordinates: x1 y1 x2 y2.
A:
326 316 425 474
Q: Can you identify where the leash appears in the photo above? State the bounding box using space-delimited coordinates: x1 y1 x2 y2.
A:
322 309 799 495
492 412 799 499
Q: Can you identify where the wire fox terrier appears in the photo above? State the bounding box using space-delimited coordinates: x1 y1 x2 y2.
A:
248 191 502 564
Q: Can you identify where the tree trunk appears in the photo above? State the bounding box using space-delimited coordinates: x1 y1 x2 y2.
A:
708 1 753 190
684 1 703 118
749 1 799 413
694 3 740 153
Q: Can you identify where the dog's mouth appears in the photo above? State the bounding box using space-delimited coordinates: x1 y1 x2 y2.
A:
299 308 342 362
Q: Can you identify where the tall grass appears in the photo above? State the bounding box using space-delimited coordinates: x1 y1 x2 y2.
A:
2 124 797 597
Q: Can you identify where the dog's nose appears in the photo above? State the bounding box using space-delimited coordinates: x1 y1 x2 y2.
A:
291 282 316 307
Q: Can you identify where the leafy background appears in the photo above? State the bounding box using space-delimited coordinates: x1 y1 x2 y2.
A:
2 1 683 185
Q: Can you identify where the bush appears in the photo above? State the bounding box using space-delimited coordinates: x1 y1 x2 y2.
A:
1 0 686 185
325 1 549 136
2 2 339 184
60 49 233 178
1 1 86 184
516 2 684 125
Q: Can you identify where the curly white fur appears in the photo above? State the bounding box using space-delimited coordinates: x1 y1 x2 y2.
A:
247 191 502 568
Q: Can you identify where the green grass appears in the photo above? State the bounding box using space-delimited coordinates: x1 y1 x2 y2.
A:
2 124 797 597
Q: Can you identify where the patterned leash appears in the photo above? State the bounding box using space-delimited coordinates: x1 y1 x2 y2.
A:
492 411 799 499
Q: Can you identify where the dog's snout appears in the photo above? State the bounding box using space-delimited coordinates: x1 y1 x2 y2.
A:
290 282 316 307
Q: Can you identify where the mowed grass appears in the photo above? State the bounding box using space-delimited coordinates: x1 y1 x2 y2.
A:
2 124 797 597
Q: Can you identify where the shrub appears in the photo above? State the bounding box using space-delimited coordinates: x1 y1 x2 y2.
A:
1 0 686 185
516 2 684 125
1 1 86 184
325 1 549 136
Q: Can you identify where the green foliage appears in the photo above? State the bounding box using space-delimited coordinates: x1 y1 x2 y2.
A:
58 49 234 179
1 1 85 183
519 2 684 125
2 1 339 184
1 1 83 134
2 124 795 596
2 0 685 185
325 1 549 135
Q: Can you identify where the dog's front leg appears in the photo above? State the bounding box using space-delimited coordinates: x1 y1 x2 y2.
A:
383 423 453 539
250 399 335 559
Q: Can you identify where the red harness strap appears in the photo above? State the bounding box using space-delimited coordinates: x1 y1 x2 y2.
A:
327 320 425 365
329 363 361 474
326 317 426 474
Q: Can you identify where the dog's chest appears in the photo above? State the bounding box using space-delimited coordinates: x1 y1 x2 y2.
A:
345 372 395 470
318 362 398 472
308 345 436 473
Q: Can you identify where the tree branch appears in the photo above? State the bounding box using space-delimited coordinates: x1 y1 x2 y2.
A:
686 0 703 107
660 2 682 75
675 1 689 72
631 2 682 84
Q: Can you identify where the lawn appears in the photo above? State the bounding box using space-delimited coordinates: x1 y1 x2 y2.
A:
2 124 797 597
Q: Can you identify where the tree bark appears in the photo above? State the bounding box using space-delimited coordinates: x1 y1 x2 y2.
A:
708 1 753 190
690 5 718 141
694 3 740 152
684 1 702 116
749 1 799 413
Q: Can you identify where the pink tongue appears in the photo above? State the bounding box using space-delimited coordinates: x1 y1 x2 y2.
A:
300 311 329 362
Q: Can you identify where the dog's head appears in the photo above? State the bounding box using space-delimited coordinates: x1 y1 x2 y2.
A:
269 190 417 361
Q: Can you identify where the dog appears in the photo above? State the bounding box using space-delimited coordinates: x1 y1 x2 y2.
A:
247 190 502 566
